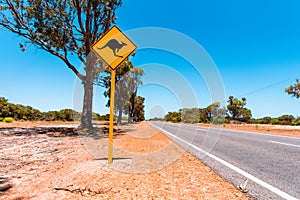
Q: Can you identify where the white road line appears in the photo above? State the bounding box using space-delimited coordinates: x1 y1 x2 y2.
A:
151 123 298 200
269 140 300 148
196 128 208 131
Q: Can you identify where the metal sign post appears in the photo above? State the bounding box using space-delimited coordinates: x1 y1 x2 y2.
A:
91 26 137 164
108 69 116 164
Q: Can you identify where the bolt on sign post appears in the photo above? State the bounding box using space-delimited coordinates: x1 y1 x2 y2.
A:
92 26 137 164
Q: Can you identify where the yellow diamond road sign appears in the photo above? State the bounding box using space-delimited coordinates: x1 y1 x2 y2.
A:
92 26 137 70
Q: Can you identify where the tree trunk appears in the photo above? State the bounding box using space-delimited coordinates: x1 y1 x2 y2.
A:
127 91 136 124
117 107 122 125
79 55 96 130
80 79 93 130
128 103 132 123
116 84 123 125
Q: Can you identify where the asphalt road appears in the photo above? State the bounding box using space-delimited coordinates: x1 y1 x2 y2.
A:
150 122 300 200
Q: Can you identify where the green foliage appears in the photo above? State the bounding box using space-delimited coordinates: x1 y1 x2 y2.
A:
0 0 121 62
271 118 279 125
227 96 252 123
285 79 300 98
278 115 295 125
180 108 200 123
292 117 300 125
211 116 226 125
261 117 272 124
96 113 110 121
199 108 210 123
165 112 181 123
164 96 299 126
167 103 227 124
249 115 300 126
0 97 82 121
250 117 272 124
58 109 74 121
130 96 145 122
207 102 227 124
100 60 144 124
3 117 13 123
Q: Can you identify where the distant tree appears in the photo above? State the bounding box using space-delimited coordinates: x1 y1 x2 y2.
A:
164 103 227 124
58 109 74 121
44 111 59 121
0 97 85 121
0 98 44 121
132 96 145 122
180 108 200 123
253 116 272 124
125 67 144 123
285 79 300 98
271 118 279 125
206 102 227 123
261 117 272 124
101 60 132 108
0 97 12 118
0 97 8 114
199 108 209 123
96 113 110 121
0 0 122 129
24 106 42 121
100 60 144 124
114 61 133 124
278 114 295 125
292 117 300 126
227 96 252 123
206 102 227 124
165 111 181 123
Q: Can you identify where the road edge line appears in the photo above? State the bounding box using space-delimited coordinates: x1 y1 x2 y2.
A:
269 140 300 148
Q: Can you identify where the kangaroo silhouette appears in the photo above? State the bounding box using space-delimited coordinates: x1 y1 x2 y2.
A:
98 39 127 58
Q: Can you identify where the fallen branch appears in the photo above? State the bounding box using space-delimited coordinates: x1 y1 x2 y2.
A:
0 176 9 184
54 187 112 196
0 184 12 193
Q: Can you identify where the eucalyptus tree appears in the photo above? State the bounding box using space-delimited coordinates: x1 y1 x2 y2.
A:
0 0 122 129
227 96 252 123
285 79 300 98
100 60 144 124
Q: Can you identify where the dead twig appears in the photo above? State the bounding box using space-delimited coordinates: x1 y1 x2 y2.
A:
54 186 112 196
0 176 9 184
0 184 12 193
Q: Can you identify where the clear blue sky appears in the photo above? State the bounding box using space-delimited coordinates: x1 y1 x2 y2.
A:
1 0 300 119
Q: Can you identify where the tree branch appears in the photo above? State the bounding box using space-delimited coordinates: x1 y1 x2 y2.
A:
73 0 85 34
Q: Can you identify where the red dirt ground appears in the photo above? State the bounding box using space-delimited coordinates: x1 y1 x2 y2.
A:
0 121 250 199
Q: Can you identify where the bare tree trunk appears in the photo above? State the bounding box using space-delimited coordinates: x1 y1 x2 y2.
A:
79 55 96 130
117 107 122 124
127 91 136 124
80 79 93 129
127 102 132 123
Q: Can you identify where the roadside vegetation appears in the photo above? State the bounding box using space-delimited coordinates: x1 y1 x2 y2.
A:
0 96 145 123
163 95 300 126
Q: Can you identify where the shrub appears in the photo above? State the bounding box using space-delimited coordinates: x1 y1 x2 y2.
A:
0 117 3 122
211 117 225 125
3 117 14 123
171 117 180 123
